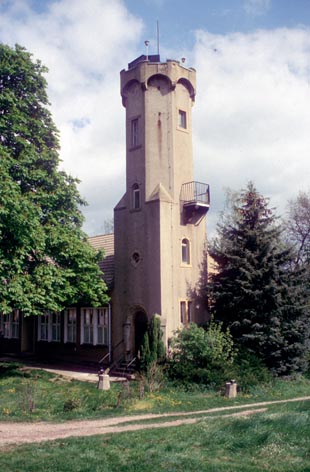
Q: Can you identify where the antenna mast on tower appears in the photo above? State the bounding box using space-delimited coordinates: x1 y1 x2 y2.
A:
157 20 160 56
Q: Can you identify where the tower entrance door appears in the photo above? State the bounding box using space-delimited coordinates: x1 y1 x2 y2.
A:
134 311 148 356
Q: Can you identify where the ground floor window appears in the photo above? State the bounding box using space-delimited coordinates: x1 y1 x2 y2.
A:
81 307 109 346
180 300 193 325
64 308 77 343
0 310 20 339
38 312 61 342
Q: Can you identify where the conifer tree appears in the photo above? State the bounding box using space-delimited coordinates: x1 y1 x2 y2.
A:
0 44 108 315
140 314 165 370
209 182 309 374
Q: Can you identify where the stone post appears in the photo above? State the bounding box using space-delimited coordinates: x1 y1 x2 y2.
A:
98 371 110 390
225 379 237 398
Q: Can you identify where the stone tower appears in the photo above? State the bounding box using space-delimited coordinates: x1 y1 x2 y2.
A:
113 54 209 359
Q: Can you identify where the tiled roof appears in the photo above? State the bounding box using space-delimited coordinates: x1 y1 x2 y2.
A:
88 233 114 290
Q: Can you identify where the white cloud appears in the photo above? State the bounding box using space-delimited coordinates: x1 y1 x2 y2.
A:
193 28 310 235
0 0 143 234
1 1 310 241
243 0 271 16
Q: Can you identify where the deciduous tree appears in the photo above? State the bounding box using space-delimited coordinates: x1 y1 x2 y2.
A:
286 191 310 266
0 44 108 315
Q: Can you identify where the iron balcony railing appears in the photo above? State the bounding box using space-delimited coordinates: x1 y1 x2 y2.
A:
180 181 210 207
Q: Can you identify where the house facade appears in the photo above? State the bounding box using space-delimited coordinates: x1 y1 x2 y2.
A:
0 54 209 367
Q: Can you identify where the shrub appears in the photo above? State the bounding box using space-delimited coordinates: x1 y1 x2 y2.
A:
231 349 272 392
137 361 166 396
167 321 236 387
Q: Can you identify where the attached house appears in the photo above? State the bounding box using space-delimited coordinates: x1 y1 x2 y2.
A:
0 53 210 369
0 234 114 365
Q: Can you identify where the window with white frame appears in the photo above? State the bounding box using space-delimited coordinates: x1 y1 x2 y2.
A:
38 312 61 342
64 308 77 343
181 238 190 265
81 307 109 346
97 308 108 345
81 308 94 344
178 109 187 129
51 312 61 342
39 313 49 341
0 310 20 339
180 301 193 324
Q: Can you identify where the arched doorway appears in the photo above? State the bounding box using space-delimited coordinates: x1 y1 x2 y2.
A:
134 311 148 356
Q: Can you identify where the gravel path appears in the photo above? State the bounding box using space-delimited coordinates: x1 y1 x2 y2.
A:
1 396 310 447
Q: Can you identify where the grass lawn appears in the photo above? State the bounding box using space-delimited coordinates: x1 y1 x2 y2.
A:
1 362 310 471
0 400 310 471
1 361 310 421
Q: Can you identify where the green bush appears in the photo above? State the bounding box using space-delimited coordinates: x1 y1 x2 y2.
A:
231 349 272 392
167 321 236 387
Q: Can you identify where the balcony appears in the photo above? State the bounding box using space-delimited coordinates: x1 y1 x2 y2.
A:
180 181 210 224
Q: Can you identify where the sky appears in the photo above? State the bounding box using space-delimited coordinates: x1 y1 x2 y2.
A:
0 0 310 237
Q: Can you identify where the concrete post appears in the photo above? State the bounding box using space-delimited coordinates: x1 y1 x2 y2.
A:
225 380 237 398
98 372 110 390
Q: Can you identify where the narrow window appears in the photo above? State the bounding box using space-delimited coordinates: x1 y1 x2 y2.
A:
178 110 187 129
11 310 19 339
65 308 77 343
82 308 94 344
51 312 61 342
3 313 10 338
131 118 139 147
187 301 193 323
39 313 49 341
180 301 186 324
132 183 141 209
181 238 190 265
97 308 108 345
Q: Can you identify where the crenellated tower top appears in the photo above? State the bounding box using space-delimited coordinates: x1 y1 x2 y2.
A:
121 55 196 107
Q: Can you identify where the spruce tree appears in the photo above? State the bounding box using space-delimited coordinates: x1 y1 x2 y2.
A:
0 44 108 315
209 182 309 374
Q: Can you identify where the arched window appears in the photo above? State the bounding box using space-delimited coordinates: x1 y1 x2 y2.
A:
132 183 141 210
181 238 190 265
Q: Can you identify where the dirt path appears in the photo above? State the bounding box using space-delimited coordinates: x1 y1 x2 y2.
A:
1 396 310 447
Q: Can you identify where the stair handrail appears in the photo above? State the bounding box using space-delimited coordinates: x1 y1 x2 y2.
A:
98 339 124 367
126 356 137 369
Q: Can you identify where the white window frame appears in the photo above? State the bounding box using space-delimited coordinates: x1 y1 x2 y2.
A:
0 310 20 339
97 308 109 346
64 308 77 343
38 312 61 342
51 312 61 342
81 307 109 346
38 313 49 341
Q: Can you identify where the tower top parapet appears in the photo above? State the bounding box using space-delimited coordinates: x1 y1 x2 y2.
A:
120 56 196 106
